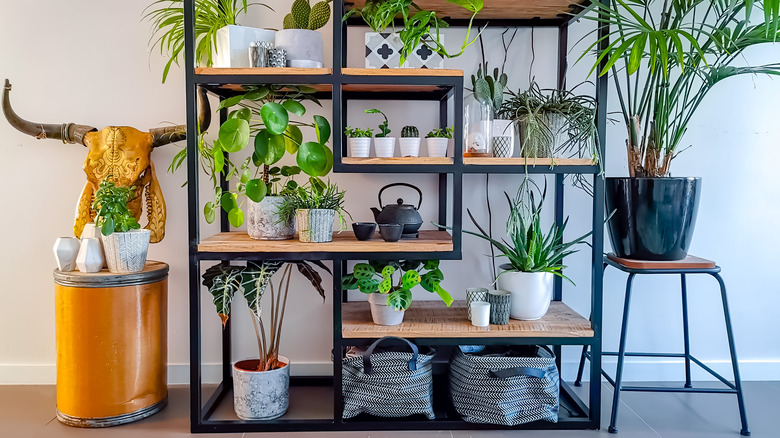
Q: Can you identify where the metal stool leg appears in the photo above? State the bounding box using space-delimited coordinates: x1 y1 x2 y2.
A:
575 262 608 387
681 274 692 388
609 273 635 434
712 273 751 436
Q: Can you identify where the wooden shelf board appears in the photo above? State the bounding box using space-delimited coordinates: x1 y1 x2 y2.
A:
342 300 593 339
464 157 597 166
342 157 453 165
342 67 463 77
345 0 588 20
198 230 452 253
195 67 332 76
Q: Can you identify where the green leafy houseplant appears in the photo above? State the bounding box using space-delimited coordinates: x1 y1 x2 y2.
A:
278 179 351 230
283 0 333 30
92 180 141 236
425 127 453 138
342 260 453 311
365 108 391 137
144 0 271 83
202 259 330 371
343 0 484 66
344 126 374 138
579 0 780 177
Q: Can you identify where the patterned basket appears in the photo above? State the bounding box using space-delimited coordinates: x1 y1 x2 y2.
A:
449 345 559 426
342 337 436 419
296 209 335 243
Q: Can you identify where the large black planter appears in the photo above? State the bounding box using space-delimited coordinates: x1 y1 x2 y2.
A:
605 177 701 261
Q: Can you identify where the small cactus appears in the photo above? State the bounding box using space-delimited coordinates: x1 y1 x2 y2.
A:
284 0 332 31
401 126 419 138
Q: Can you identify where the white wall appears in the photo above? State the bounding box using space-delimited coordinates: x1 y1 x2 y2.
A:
0 0 777 385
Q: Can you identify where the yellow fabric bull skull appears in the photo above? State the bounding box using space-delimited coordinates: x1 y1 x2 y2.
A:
2 79 210 243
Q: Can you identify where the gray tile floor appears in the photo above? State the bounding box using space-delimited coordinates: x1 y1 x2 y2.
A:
1 381 776 437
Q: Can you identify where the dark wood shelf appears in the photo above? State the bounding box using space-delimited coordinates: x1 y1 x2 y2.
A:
346 0 589 20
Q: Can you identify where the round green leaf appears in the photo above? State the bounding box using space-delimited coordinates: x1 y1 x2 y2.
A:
228 207 244 228
213 141 225 173
101 216 115 236
296 142 332 176
229 107 252 122
246 179 267 202
204 201 216 223
218 118 250 153
240 167 251 184
353 263 375 280
280 165 301 176
341 274 359 290
260 102 289 136
387 289 413 311
378 277 393 294
221 192 238 213
401 270 421 289
381 265 396 279
284 125 303 154
254 130 285 166
314 115 330 144
216 94 243 111
245 87 270 101
357 278 381 293
282 99 306 116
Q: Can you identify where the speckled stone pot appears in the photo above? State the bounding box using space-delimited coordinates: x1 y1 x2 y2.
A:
296 209 335 243
247 196 294 240
233 357 290 420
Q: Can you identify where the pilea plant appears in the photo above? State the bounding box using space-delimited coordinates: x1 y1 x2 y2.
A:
365 108 391 137
92 180 141 236
425 127 453 139
344 126 374 138
401 125 419 137
283 0 333 30
202 259 330 371
342 260 453 311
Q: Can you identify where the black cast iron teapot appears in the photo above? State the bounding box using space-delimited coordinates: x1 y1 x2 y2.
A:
370 182 423 236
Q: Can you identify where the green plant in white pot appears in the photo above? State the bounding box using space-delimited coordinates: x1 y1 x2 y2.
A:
202 259 329 420
275 0 333 68
342 260 453 325
93 180 150 273
578 0 780 260
278 179 350 243
366 108 395 157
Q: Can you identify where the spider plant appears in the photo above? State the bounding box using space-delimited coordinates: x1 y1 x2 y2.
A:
144 0 271 83
578 0 780 177
277 179 351 230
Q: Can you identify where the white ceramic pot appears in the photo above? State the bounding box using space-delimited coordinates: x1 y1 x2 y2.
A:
275 29 324 68
214 25 276 68
247 196 294 240
53 237 80 271
76 238 105 273
233 357 290 420
348 137 371 157
497 270 554 320
398 137 421 157
102 229 151 273
368 293 405 326
426 137 449 157
492 119 515 158
80 223 106 268
296 209 335 243
374 137 396 158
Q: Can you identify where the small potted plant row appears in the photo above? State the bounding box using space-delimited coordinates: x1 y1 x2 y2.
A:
346 109 453 158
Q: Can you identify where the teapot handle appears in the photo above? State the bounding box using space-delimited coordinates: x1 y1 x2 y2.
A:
378 182 422 209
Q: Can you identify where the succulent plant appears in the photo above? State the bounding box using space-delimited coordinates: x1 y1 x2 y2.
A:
283 0 332 31
472 63 508 117
401 126 419 138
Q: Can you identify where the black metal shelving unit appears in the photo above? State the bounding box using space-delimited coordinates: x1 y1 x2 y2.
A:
185 0 607 433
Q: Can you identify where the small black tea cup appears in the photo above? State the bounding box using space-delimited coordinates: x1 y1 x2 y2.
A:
352 222 377 241
378 223 404 242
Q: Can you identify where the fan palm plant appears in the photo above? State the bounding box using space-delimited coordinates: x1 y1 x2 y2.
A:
579 0 780 177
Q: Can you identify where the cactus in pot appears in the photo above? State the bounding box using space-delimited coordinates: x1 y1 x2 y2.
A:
283 0 332 31
276 0 333 68
399 125 421 157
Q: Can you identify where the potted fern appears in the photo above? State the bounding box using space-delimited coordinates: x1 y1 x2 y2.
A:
92 180 151 273
399 125 421 157
202 259 329 420
578 0 780 260
342 260 452 325
275 0 332 68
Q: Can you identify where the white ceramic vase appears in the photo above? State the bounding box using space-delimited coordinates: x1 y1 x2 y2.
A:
367 293 405 326
426 137 449 157
53 237 80 271
214 25 276 68
102 229 151 273
348 137 371 157
399 137 421 157
76 238 104 273
275 29 324 68
492 119 516 158
374 137 396 158
80 223 106 268
247 196 294 240
233 357 290 420
497 270 554 320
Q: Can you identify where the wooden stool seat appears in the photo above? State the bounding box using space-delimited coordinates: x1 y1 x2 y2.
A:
607 253 716 270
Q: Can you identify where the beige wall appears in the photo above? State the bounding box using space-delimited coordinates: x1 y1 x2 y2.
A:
1 1 778 384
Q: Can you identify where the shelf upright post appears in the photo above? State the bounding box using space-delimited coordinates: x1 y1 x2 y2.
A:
183 0 203 431
332 259 345 423
218 106 232 387
438 97 448 229
590 5 610 430
452 81 463 255
334 0 345 73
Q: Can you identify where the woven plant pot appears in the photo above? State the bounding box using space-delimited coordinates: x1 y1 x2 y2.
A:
102 229 151 273
296 209 335 243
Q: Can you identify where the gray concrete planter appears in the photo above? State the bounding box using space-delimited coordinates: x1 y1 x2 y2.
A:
102 229 150 273
296 209 335 243
275 29 324 68
247 196 294 240
368 293 405 326
232 357 290 420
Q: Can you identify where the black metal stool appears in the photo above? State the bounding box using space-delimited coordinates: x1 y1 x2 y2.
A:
574 254 750 436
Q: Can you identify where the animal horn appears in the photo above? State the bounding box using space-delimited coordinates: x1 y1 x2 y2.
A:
150 86 211 148
2 79 96 145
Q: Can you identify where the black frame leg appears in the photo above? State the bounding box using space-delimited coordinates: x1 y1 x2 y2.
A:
574 343 589 386
681 273 692 388
712 273 751 436
609 272 635 434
